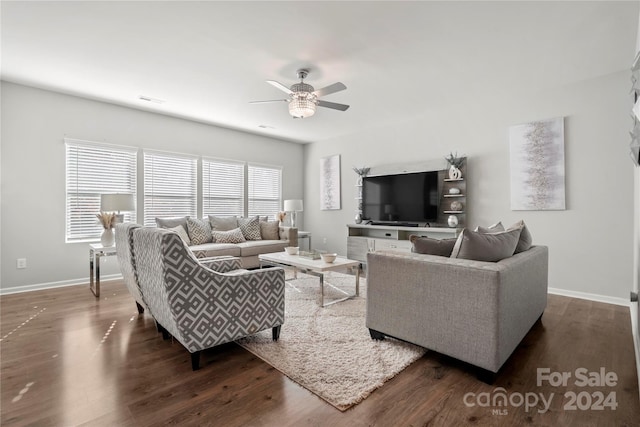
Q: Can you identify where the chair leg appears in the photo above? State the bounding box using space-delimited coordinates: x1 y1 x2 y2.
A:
369 329 386 340
157 323 170 340
135 302 144 314
272 325 281 341
191 351 201 371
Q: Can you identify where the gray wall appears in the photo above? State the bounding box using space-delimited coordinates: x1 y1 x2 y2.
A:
0 82 304 292
303 70 633 302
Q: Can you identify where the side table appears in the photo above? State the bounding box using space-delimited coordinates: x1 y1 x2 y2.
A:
89 243 117 297
298 231 311 251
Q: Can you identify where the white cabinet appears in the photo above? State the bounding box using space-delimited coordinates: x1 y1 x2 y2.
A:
346 224 459 263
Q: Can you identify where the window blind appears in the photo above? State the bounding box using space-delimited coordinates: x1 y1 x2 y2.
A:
248 163 282 220
65 140 137 242
202 158 245 217
143 151 197 227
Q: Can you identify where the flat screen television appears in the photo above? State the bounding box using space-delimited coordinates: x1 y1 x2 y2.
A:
362 171 439 225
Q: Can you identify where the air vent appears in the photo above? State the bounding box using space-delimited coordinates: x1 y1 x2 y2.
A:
138 95 165 104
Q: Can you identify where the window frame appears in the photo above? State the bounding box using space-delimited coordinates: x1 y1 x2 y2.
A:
65 138 137 243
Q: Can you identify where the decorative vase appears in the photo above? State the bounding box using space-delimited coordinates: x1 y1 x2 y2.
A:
448 165 462 180
355 212 363 224
101 228 115 247
450 201 463 211
447 215 459 228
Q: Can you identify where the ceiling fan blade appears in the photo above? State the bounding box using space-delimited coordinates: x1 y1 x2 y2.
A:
317 100 350 111
314 82 346 97
266 80 293 95
249 99 288 104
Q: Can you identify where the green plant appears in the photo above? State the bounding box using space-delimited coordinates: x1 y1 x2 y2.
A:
352 166 370 176
445 152 465 169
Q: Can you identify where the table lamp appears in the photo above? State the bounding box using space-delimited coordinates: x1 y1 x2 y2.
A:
283 199 303 228
101 193 135 223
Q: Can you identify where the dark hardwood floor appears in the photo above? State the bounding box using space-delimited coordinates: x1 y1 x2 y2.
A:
1 280 638 426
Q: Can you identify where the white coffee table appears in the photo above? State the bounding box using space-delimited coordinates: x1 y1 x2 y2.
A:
259 252 361 307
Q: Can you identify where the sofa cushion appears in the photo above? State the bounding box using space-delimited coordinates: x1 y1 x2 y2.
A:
475 222 504 234
156 216 189 230
260 220 280 240
237 240 289 257
190 243 242 259
211 227 246 244
409 235 457 257
186 217 213 245
167 225 191 246
208 215 238 231
476 220 532 254
238 216 262 240
509 220 533 254
450 228 521 262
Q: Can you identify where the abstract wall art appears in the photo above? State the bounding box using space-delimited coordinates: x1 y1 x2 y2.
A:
320 154 341 210
509 117 566 210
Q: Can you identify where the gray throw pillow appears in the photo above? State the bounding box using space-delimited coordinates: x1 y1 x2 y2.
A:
238 216 262 240
450 228 522 262
508 220 533 253
260 220 280 240
156 216 189 230
186 217 213 245
211 227 246 244
167 225 191 246
476 220 532 254
409 235 457 257
208 215 238 231
475 222 504 234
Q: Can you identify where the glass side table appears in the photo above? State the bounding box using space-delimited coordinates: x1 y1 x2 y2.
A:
89 243 117 297
298 231 311 251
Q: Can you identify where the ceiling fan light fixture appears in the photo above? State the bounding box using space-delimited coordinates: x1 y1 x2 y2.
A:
289 97 316 118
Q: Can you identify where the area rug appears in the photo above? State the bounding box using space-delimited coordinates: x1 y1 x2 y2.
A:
236 271 426 411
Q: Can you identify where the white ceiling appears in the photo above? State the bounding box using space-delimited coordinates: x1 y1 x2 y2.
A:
1 1 637 144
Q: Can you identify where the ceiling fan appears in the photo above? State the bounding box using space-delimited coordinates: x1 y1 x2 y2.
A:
250 69 349 119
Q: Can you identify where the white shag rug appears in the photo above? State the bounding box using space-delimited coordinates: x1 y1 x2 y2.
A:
236 271 426 411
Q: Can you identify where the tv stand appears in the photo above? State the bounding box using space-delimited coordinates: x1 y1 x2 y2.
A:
346 223 460 263
369 221 419 227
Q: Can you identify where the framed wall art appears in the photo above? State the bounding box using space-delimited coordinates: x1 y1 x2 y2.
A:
509 117 566 210
320 154 341 210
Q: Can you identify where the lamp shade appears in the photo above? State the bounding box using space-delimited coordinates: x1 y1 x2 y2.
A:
101 193 135 212
284 199 303 212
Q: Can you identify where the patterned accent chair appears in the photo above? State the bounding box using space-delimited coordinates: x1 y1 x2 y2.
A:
115 223 146 314
132 227 286 370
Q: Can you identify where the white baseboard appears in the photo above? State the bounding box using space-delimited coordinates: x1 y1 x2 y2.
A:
0 274 123 295
548 287 630 307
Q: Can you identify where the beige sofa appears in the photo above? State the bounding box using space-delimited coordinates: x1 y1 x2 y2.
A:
155 216 298 269
366 245 548 380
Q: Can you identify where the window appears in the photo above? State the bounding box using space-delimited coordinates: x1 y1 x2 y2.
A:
202 158 245 217
65 139 137 242
248 163 282 220
143 150 197 227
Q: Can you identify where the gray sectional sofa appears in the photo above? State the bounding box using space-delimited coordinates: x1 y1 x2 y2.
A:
155 215 298 269
366 243 548 378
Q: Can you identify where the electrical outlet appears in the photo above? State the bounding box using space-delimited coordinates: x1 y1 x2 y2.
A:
322 237 327 244
16 258 27 269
